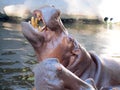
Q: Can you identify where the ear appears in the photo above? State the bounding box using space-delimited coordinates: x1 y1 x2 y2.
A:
72 48 81 55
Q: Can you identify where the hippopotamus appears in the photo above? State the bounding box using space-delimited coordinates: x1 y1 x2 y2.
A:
21 6 120 90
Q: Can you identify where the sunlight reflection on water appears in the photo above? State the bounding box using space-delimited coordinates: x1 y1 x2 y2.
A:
65 23 120 57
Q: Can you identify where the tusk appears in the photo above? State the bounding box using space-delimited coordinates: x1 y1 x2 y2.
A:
31 17 35 28
38 26 42 32
31 17 38 28
35 18 38 28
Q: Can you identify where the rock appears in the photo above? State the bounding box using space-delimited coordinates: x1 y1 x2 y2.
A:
3 4 32 19
0 12 9 21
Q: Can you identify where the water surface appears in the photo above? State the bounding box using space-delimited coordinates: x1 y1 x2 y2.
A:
0 22 120 90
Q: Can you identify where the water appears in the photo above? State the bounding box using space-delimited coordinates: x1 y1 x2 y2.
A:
0 22 36 90
65 22 120 57
0 22 120 90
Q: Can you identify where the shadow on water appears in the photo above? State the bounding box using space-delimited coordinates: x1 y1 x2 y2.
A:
0 21 120 90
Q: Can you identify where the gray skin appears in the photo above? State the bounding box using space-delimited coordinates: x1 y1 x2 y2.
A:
21 6 120 90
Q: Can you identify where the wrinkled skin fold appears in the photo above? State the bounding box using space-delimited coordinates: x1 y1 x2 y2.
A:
21 6 120 90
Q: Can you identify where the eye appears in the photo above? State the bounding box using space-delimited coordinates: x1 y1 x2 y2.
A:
69 37 73 42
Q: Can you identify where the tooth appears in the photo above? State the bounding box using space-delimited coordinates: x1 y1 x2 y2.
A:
35 18 38 28
38 26 42 32
38 26 41 29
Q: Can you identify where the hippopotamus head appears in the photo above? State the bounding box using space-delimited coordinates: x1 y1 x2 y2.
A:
22 6 79 64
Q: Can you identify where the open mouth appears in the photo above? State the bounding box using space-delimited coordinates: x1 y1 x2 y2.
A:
25 6 66 34
29 14 46 32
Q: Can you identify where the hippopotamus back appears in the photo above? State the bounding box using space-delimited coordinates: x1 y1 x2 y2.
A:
90 53 120 89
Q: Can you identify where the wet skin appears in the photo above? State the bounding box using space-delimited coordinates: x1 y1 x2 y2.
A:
21 6 120 90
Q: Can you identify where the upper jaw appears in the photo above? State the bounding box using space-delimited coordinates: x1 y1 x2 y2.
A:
23 6 60 33
36 6 60 29
21 5 67 39
33 6 67 33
